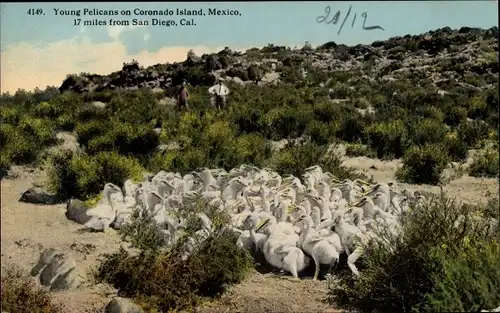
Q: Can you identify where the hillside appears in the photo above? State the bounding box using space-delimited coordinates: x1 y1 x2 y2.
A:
1 26 499 313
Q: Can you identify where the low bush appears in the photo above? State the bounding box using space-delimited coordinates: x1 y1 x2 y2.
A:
365 120 406 159
396 143 450 185
328 195 500 313
1 265 63 313
97 229 253 312
46 150 144 200
345 143 377 158
265 142 368 181
0 123 39 167
468 149 500 178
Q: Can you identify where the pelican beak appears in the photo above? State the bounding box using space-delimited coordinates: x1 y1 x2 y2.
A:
330 176 340 183
286 205 296 214
361 188 375 196
357 179 372 186
352 200 364 207
256 219 269 231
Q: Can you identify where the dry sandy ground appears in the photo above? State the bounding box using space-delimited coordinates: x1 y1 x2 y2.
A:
1 155 498 312
0 168 336 313
342 156 498 205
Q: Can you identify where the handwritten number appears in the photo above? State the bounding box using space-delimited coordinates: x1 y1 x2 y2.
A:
316 6 341 25
338 5 352 35
331 10 340 25
316 6 384 33
361 12 385 31
316 6 331 24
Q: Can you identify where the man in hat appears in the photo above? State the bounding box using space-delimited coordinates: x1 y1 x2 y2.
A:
177 81 190 111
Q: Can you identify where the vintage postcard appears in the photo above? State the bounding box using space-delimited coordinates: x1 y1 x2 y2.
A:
1 2 498 313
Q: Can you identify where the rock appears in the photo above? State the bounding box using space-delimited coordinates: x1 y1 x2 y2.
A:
105 297 144 313
50 267 81 292
151 87 164 94
152 128 162 135
30 248 83 291
54 131 81 152
158 97 176 106
91 101 106 109
66 199 92 225
30 248 61 276
19 187 59 205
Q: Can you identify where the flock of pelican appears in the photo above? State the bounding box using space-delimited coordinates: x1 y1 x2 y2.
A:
82 164 429 279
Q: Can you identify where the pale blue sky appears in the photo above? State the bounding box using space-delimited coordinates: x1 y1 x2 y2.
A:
0 1 498 93
1 1 498 52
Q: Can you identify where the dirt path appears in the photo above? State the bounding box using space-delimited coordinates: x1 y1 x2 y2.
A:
198 271 337 313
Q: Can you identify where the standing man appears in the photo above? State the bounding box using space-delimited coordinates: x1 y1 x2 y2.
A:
177 80 190 111
208 78 230 110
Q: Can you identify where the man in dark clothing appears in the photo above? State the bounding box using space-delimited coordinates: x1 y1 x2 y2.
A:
177 81 189 110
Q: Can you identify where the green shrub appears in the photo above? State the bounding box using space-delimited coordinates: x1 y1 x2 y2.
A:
265 142 366 181
261 106 313 140
0 123 38 166
18 116 56 145
75 120 112 147
305 120 332 145
345 143 377 158
221 133 273 169
457 120 490 148
96 230 253 312
86 122 159 156
118 210 168 252
329 195 500 313
47 150 144 199
32 101 64 119
405 118 448 146
145 151 176 174
444 106 467 126
423 241 500 312
75 104 109 122
0 106 21 124
1 265 63 313
397 143 450 185
468 149 499 178
55 114 75 131
365 120 406 159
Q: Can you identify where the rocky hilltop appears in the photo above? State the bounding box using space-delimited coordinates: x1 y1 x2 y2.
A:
59 26 498 94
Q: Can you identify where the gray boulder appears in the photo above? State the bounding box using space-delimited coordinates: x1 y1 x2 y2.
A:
19 187 59 204
65 199 92 225
105 297 144 313
30 248 83 291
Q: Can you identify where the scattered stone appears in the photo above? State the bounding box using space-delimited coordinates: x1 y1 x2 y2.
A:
158 97 176 106
30 248 83 291
70 242 96 254
19 187 59 205
66 199 92 225
151 87 164 94
105 297 145 313
91 101 106 109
